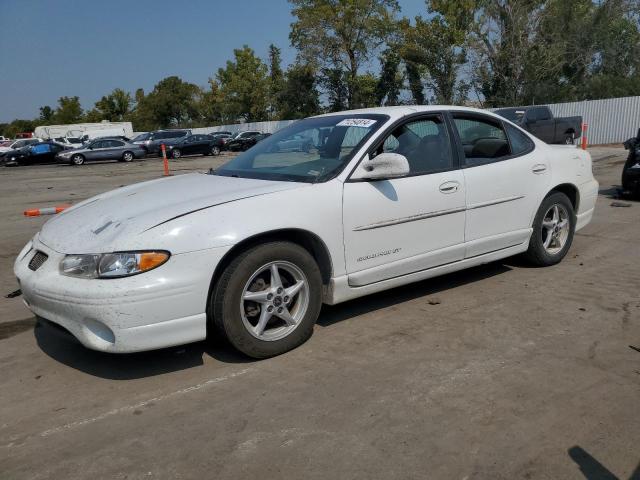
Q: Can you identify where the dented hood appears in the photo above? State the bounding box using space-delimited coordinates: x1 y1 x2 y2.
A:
38 173 302 254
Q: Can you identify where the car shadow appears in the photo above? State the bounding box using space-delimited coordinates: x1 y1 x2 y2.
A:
34 319 251 380
34 261 513 379
317 262 511 328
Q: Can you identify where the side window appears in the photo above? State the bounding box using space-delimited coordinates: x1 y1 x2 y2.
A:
505 124 535 156
110 140 124 147
453 116 510 165
536 107 551 121
376 116 453 175
92 141 105 149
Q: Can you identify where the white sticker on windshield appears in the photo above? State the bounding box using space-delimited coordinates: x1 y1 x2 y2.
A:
336 118 377 128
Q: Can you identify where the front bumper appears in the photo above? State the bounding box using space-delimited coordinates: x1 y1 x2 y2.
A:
14 236 231 353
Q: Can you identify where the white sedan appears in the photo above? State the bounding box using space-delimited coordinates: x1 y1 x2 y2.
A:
14 106 599 358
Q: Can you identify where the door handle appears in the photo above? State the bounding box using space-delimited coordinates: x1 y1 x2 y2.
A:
532 164 547 174
439 181 460 194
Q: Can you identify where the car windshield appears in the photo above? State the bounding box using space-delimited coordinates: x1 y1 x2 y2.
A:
494 108 525 123
214 114 388 183
132 133 151 142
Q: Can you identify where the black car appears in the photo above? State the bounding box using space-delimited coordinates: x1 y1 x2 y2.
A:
132 129 191 154
494 106 582 145
226 132 270 152
165 134 224 158
3 141 69 166
622 128 640 197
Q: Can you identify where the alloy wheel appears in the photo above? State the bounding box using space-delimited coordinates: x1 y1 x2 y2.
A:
542 204 570 254
240 261 310 341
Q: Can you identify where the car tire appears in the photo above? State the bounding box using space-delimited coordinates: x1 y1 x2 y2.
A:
524 192 576 267
564 133 575 145
122 151 134 162
172 148 182 159
211 241 323 359
210 145 221 156
70 154 85 166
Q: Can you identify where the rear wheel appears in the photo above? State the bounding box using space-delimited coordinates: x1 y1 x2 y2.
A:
122 151 134 162
210 145 221 156
564 133 575 145
70 154 84 166
211 242 323 358
524 192 575 266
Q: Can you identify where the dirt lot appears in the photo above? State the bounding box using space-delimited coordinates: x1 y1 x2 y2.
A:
0 149 638 479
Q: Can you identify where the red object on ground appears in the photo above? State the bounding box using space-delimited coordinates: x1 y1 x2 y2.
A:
24 204 71 217
581 123 588 150
161 144 170 176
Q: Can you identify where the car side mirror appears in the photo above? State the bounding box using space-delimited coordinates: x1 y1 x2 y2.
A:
352 153 410 181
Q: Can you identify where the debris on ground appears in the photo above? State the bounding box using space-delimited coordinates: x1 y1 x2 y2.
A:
5 289 22 298
427 298 441 305
610 201 632 207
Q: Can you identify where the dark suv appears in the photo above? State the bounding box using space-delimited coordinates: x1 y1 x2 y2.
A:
132 130 191 155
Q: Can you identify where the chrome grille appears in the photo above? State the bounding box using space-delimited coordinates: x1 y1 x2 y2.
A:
28 251 48 271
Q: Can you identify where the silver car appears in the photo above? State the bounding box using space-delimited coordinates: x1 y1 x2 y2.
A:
56 138 146 166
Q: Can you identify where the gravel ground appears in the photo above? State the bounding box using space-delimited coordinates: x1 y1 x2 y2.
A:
0 148 638 479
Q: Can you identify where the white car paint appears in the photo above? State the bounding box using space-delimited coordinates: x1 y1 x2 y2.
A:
15 106 598 353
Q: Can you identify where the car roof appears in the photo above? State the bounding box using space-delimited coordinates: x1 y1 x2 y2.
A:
313 105 501 122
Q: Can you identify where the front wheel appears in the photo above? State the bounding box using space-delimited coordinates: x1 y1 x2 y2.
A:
70 154 84 166
171 148 182 159
122 151 134 162
210 145 221 156
524 192 576 266
211 242 323 358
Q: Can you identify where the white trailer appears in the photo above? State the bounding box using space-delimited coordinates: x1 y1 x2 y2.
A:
34 122 134 140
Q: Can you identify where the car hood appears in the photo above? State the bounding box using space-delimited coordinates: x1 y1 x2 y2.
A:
38 173 304 254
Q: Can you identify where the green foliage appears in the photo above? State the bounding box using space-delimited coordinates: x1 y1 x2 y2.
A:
134 76 201 130
54 96 83 124
278 63 321 119
289 0 400 108
216 45 270 122
94 88 133 121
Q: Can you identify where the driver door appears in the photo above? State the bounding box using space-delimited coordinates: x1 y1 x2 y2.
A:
342 114 466 287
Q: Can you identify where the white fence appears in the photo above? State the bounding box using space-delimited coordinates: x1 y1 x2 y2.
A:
525 96 640 145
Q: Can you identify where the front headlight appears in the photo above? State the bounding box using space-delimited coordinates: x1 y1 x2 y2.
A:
60 251 170 279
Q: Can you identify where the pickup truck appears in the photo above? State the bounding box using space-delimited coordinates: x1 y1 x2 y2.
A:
494 106 582 145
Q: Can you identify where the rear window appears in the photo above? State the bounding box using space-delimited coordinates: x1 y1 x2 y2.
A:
505 124 535 155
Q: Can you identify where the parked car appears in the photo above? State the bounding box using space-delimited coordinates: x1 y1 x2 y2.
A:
622 127 640 197
82 134 130 143
0 137 42 155
14 106 598 358
55 138 146 165
131 130 191 154
3 141 69 166
494 106 582 145
225 131 265 151
165 134 223 158
211 133 233 145
211 130 232 136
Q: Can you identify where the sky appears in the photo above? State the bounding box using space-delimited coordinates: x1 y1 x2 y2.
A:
0 0 426 123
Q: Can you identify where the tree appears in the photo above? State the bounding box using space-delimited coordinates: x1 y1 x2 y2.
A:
268 44 286 119
216 45 270 122
134 76 201 129
279 63 321 119
289 0 400 108
39 106 55 123
54 96 83 124
405 61 426 104
400 1 475 104
94 88 133 121
376 49 403 106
